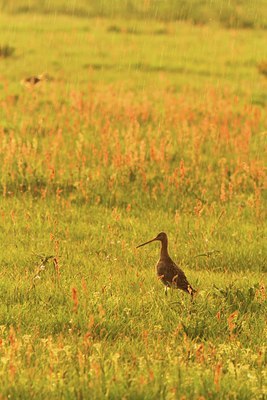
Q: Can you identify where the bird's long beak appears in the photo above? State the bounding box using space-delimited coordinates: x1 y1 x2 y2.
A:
136 237 157 248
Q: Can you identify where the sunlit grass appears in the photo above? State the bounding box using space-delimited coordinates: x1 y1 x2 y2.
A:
0 14 266 97
1 0 267 29
0 12 266 399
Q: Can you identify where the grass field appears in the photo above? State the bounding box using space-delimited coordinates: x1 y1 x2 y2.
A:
1 0 267 29
0 6 266 400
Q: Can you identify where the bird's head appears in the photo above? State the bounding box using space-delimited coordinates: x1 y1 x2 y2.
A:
136 232 167 248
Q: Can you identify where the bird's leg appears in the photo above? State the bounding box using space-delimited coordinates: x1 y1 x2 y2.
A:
191 291 196 303
165 286 168 296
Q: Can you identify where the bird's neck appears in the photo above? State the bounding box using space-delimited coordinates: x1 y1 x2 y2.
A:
160 238 169 259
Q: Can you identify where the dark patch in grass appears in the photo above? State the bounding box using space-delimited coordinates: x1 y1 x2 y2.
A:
107 25 140 34
107 25 122 33
132 62 185 74
107 25 171 36
153 28 170 35
0 44 15 58
251 93 267 107
83 62 226 78
83 62 220 77
83 63 111 71
258 60 267 78
15 6 31 13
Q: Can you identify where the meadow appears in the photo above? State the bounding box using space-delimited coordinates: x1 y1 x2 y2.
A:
0 6 266 400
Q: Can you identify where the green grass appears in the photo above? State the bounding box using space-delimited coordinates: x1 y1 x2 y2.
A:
1 0 267 29
0 201 266 398
0 11 266 399
0 14 266 100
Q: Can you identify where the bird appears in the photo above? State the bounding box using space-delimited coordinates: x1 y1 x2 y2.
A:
136 232 196 298
20 73 51 87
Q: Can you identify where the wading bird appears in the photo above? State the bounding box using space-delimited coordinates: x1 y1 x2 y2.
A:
136 232 196 298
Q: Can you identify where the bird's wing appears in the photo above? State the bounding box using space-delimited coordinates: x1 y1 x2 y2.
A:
171 262 191 289
157 259 183 282
158 259 192 292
